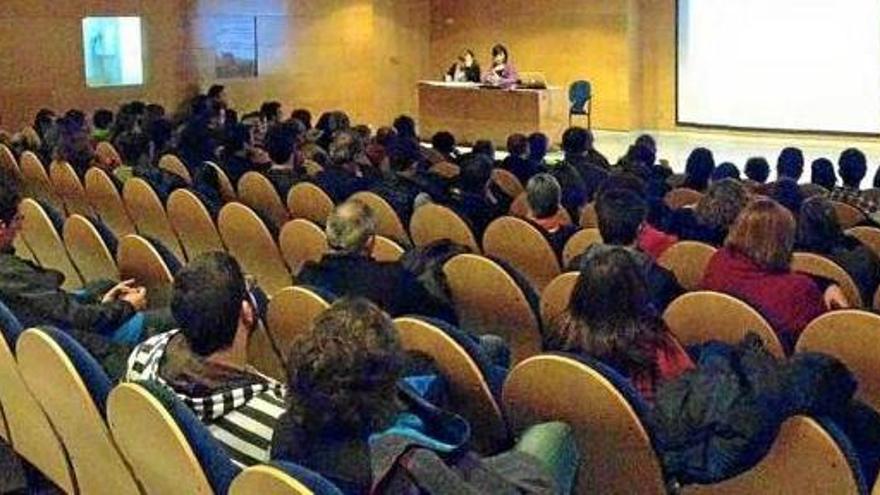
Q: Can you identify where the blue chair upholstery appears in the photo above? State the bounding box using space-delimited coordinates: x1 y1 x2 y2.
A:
568 80 592 128
270 461 345 495
0 300 24 349
41 327 113 416
136 380 242 493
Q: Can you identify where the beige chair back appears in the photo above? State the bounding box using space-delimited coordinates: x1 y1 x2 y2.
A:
287 182 334 225
19 198 84 290
664 187 703 210
830 200 867 229
49 160 94 217
0 143 20 177
796 310 880 412
373 235 405 262
503 355 667 495
17 329 140 495
800 183 828 199
85 167 137 237
117 234 175 309
0 326 75 493
509 192 530 218
561 228 603 268
302 159 324 177
19 151 63 211
108 383 214 495
579 202 598 229
657 241 718 291
429 161 460 179
95 141 123 168
230 465 316 495
540 272 580 329
349 191 410 245
395 317 508 453
443 254 541 363
792 252 863 308
410 203 480 252
491 168 525 199
122 178 186 262
218 203 292 297
63 214 119 283
683 416 863 495
483 216 560 292
238 171 290 230
205 161 237 202
167 189 226 260
279 219 329 275
663 291 785 357
158 154 193 184
847 226 880 259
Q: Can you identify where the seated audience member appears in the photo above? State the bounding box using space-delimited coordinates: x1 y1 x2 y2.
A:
635 134 657 157
525 174 579 258
702 198 846 353
263 122 305 195
550 127 609 219
811 158 837 191
547 247 694 403
298 201 455 322
428 131 458 164
313 130 376 202
392 114 419 147
528 132 550 167
92 109 114 143
126 252 286 467
272 298 573 493
365 126 396 168
744 157 770 187
472 139 496 163
369 141 446 224
776 146 805 183
219 123 266 183
711 162 741 182
829 147 879 221
446 153 510 236
502 133 542 184
663 179 748 246
290 108 312 130
682 147 715 192
572 188 684 312
597 172 677 258
797 196 880 305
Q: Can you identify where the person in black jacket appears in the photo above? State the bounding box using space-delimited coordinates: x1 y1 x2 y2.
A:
445 153 509 237
550 127 609 220
298 200 456 322
369 140 447 225
797 196 880 305
312 130 376 202
501 133 542 184
445 49 481 83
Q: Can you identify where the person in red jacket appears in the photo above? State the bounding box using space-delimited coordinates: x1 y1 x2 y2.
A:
702 198 848 353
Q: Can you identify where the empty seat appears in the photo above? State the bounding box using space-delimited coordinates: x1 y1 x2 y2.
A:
349 191 410 246
117 234 176 309
158 154 193 184
287 182 334 225
85 167 137 237
167 188 226 260
847 226 880 258
792 252 863 308
49 160 94 217
483 216 560 292
238 171 291 231
657 241 717 291
410 203 480 252
19 198 84 290
63 214 119 283
491 168 525 199
561 228 603 268
123 178 187 262
218 203 293 297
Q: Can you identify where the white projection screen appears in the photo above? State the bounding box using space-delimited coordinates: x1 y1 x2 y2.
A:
677 0 880 134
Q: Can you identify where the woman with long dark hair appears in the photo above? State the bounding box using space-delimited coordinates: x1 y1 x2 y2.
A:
482 43 519 89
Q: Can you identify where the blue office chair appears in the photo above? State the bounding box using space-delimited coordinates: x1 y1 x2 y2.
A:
569 80 592 129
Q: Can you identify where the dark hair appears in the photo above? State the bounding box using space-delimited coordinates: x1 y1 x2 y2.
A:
526 173 561 219
458 153 493 192
635 134 657 154
472 140 495 159
777 147 804 180
265 123 297 164
684 148 715 191
874 166 880 189
506 133 529 157
375 126 396 146
596 188 647 245
285 298 405 435
561 127 590 155
93 109 114 130
172 252 248 356
34 109 56 138
431 131 456 156
147 118 174 153
114 129 150 166
491 44 509 63
291 108 312 129
797 196 843 254
547 247 664 379
695 178 748 231
745 157 770 183
810 158 837 190
711 162 740 182
528 133 549 162
838 148 867 188
64 109 87 130
0 170 22 224
207 84 225 99
392 115 417 139
260 101 282 122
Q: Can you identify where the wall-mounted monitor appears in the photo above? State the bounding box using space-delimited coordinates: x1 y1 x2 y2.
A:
82 16 144 88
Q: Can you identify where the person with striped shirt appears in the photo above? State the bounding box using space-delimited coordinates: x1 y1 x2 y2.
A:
126 252 286 466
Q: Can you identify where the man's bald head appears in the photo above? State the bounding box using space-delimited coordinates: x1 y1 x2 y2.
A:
325 200 377 254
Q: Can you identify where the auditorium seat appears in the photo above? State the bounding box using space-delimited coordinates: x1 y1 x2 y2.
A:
483 216 560 292
122 178 187 262
796 310 880 413
287 182 334 226
394 316 509 453
503 354 667 494
117 234 176 309
443 254 541 363
19 198 84 290
158 154 193 184
579 202 598 229
95 141 123 168
663 291 785 357
561 228 603 268
230 463 343 495
85 167 137 237
238 171 290 231
800 183 828 199
664 187 704 210
410 203 480 253
349 191 410 246
540 272 579 328
792 252 863 308
491 168 525 199
63 214 120 283
428 161 460 179
0 143 20 178
19 151 63 213
657 241 717 291
830 201 867 229
108 381 240 494
279 218 329 274
204 161 237 203
372 235 405 262
17 327 141 494
218 203 293 298
167 188 226 260
49 160 94 217
847 226 880 259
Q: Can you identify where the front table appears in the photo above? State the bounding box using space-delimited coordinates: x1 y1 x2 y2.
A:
417 81 568 148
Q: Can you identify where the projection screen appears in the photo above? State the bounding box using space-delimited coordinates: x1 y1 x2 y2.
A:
677 0 880 134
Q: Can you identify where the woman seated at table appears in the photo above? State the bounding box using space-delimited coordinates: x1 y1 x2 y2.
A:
445 49 481 83
483 43 519 89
